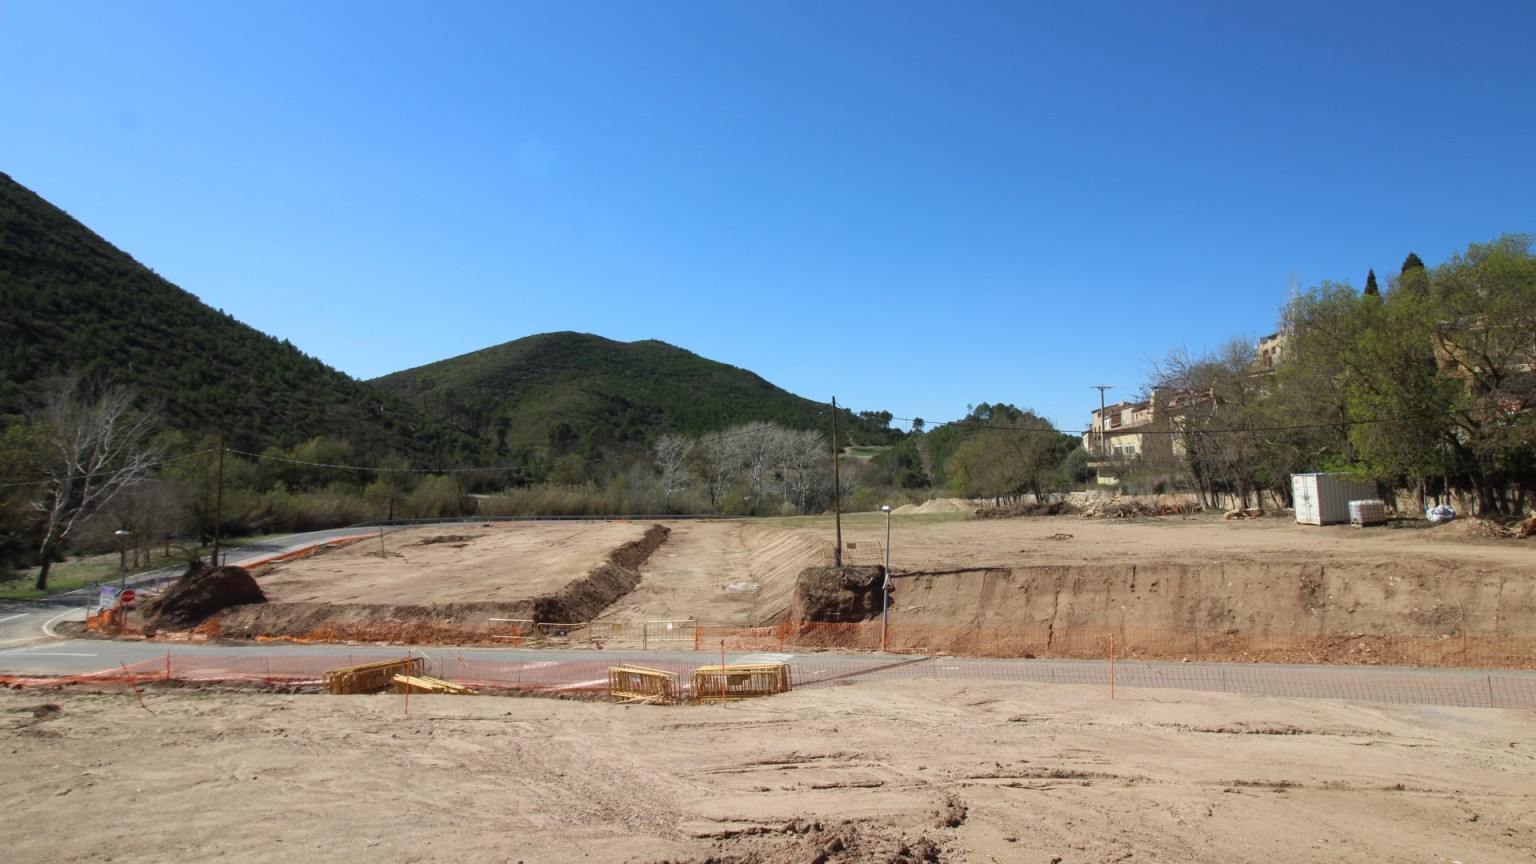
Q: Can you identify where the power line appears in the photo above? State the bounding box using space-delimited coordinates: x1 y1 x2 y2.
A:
0 448 221 489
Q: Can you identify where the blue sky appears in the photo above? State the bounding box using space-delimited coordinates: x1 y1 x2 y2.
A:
3 1 1533 434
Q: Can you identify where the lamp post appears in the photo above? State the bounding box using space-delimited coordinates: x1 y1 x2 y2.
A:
113 529 131 590
879 505 893 651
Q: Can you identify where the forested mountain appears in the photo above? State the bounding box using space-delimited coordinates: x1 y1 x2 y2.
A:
0 172 897 477
371 331 899 464
0 171 433 457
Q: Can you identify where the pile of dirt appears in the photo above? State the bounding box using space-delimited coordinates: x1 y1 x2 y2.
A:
1433 517 1523 539
1080 495 1201 518
790 565 886 622
140 561 266 632
975 500 1079 519
411 534 475 546
892 498 979 515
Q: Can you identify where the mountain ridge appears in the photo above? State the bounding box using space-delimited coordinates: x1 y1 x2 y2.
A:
0 172 894 473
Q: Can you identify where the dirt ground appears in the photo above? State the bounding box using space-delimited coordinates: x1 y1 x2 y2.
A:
248 509 1536 643
256 521 654 604
16 508 1536 861
4 680 1532 864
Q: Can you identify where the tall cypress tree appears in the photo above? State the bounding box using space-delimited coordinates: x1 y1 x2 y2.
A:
1398 252 1430 296
1364 269 1379 296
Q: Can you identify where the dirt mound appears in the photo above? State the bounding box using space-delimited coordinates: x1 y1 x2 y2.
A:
412 534 475 546
1080 495 1201 518
1432 517 1517 538
790 566 886 622
975 500 1079 519
141 562 266 631
892 498 978 515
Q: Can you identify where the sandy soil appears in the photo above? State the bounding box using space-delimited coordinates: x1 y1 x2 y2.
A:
4 681 1532 864
246 511 1536 647
257 521 652 604
824 508 1536 572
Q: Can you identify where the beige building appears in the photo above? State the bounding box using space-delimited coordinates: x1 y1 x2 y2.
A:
1084 336 1289 485
1082 391 1192 485
1255 331 1286 370
1083 398 1155 461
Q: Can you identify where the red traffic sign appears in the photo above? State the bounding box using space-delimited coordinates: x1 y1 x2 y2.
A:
119 589 137 604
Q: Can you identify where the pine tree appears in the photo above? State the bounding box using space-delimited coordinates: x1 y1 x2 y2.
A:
1401 252 1426 273
1365 269 1379 296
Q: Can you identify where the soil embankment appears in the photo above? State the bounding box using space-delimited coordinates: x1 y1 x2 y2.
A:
785 513 1536 665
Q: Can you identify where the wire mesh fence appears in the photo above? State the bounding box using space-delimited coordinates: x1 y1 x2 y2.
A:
90 612 1536 672
5 645 1533 709
697 621 1536 670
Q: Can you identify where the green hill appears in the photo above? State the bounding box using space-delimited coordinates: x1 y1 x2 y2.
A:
0 171 898 476
0 171 432 456
371 332 895 460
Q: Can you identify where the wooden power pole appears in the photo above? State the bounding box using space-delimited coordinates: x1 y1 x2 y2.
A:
832 396 842 568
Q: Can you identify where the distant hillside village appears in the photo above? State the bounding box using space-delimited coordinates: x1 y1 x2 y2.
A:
1083 332 1286 485
1076 239 1536 520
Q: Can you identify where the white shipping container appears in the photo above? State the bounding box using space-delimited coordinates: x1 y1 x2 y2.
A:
1292 473 1379 525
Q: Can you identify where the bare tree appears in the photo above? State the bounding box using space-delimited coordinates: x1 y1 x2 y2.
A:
773 428 828 514
690 431 736 513
30 380 164 590
1148 340 1268 509
652 433 693 513
94 476 186 567
732 422 778 513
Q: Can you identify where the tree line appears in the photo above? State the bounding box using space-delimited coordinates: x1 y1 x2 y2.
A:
2 378 1100 588
1128 235 1535 515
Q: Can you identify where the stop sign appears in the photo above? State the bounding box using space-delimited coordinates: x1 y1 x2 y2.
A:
119 589 137 604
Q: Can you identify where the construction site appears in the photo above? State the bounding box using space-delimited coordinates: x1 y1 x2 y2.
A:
90 502 1536 668
6 504 1536 863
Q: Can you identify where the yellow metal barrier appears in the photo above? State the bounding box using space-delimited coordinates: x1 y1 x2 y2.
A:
392 674 479 695
323 657 424 695
690 662 792 703
607 665 682 705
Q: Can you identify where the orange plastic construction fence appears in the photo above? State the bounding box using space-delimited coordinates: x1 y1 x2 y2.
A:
3 650 1533 710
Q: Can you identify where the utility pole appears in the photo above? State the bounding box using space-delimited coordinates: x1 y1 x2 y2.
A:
1090 385 1113 457
212 436 225 567
832 396 842 568
214 344 230 568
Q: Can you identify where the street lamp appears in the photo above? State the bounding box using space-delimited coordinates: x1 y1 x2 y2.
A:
113 529 131 589
879 505 893 651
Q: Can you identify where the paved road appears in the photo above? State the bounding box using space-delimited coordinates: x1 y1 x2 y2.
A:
2 637 1531 709
0 527 387 648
